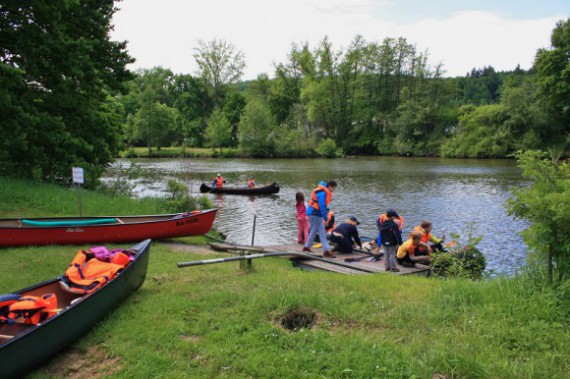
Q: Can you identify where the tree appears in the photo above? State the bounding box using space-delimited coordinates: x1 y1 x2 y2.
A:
0 0 133 186
238 99 276 156
507 151 570 285
134 102 178 154
193 38 246 104
205 108 232 155
533 18 570 148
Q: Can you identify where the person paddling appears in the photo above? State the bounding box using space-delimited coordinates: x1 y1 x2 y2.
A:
303 180 337 258
248 177 256 188
212 173 225 189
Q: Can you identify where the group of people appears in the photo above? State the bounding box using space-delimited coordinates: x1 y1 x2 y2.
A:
295 180 445 271
211 174 256 189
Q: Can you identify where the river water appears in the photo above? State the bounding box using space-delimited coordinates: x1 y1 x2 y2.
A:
104 157 528 276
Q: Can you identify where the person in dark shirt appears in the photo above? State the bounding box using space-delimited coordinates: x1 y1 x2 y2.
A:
329 216 362 254
379 209 404 272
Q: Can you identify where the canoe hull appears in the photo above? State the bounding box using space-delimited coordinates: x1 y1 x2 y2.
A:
0 239 151 379
200 182 279 195
0 210 217 247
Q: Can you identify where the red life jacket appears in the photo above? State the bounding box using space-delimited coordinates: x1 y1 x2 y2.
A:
62 250 127 295
308 185 332 211
7 293 58 325
214 177 224 188
248 179 255 188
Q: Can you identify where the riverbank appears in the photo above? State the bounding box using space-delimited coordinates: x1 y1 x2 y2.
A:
0 178 568 378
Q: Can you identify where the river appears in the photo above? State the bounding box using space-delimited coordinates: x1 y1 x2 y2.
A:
104 156 528 276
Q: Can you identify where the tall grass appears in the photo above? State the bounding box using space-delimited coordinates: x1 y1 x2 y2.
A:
0 178 568 378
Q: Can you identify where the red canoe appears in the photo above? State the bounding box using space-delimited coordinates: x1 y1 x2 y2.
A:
0 209 217 247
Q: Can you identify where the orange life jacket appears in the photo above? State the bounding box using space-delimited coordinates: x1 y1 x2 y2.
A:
308 185 332 211
412 226 430 244
214 177 224 188
324 211 335 232
0 293 21 322
7 293 58 325
248 179 255 188
378 213 405 231
63 250 127 295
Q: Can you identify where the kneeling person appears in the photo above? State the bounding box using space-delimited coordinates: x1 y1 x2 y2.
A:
397 231 431 267
329 217 362 254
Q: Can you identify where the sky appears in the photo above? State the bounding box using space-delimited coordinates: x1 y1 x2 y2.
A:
111 0 569 80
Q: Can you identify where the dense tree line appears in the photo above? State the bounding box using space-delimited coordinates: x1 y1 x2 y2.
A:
123 19 568 159
1 2 568 183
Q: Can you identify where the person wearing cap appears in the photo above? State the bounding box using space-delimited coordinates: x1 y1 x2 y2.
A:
379 209 403 272
329 216 362 254
303 180 338 258
412 220 446 255
212 173 225 189
376 209 405 241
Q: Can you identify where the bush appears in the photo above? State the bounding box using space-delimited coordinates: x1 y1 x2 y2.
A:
432 226 487 279
316 138 343 158
163 179 213 212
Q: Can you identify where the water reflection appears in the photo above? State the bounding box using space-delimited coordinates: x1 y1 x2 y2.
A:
104 157 528 276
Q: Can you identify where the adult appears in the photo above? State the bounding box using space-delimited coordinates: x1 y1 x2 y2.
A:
397 231 431 267
248 177 256 188
329 217 362 254
303 180 338 258
412 220 446 255
212 173 225 189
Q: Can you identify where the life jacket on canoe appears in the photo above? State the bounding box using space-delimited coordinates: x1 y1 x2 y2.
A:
2 293 58 325
248 179 256 188
60 249 131 295
308 184 332 214
0 293 21 322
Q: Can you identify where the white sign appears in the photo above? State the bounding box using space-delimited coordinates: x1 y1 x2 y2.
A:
72 167 84 184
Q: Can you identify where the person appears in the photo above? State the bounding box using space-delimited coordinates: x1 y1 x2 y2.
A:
295 192 309 244
212 173 225 189
248 177 256 188
315 210 335 243
329 216 362 254
412 220 446 255
379 209 403 272
376 209 405 244
303 180 338 258
397 231 432 267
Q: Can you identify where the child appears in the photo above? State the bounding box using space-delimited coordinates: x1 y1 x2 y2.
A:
295 192 309 244
379 209 403 272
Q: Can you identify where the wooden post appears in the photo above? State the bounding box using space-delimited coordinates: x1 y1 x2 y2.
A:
246 214 257 269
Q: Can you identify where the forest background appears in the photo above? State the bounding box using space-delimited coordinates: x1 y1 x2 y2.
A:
0 2 568 186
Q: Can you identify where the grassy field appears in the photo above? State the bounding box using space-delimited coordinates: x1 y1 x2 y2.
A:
121 146 241 158
1 178 568 378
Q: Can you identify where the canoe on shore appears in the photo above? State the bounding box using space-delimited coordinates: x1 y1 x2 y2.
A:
0 239 151 379
0 209 217 247
200 182 280 195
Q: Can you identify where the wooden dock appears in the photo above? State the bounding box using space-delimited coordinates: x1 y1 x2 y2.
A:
208 242 430 276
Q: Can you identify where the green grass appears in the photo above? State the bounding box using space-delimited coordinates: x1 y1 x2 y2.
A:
121 146 241 158
1 177 568 378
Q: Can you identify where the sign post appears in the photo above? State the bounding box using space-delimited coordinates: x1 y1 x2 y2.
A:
72 167 84 216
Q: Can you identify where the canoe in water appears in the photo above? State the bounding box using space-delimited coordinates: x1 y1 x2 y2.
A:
199 182 280 195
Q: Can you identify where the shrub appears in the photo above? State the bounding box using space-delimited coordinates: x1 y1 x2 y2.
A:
316 138 343 158
432 226 487 279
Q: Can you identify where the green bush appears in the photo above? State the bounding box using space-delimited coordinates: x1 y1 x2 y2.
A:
432 226 487 279
316 138 343 158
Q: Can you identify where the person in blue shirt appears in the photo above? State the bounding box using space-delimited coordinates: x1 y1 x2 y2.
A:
303 180 337 258
329 216 362 254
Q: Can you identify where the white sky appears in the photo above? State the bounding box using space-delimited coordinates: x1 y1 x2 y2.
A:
111 0 568 79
